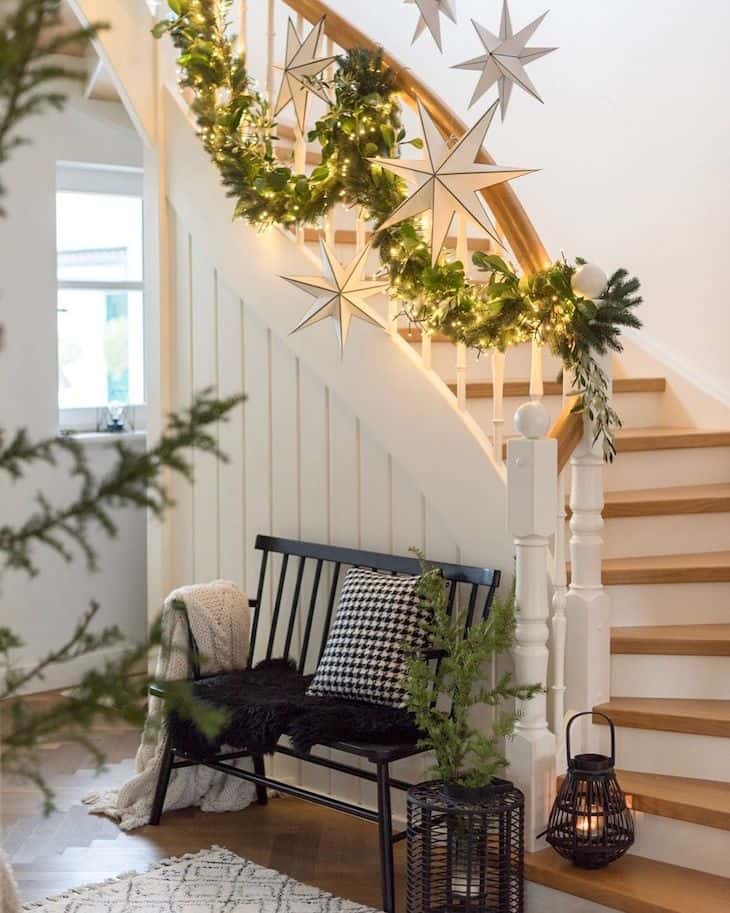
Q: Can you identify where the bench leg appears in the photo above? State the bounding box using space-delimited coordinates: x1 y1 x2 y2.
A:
149 733 175 826
252 754 268 805
377 761 396 913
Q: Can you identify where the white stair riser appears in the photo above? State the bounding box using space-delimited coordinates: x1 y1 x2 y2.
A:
601 726 730 781
609 582 730 626
604 446 730 490
601 512 730 558
611 654 730 699
630 811 730 879
526 883 618 913
467 392 662 438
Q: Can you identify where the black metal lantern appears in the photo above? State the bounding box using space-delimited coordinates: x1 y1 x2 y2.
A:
544 711 634 869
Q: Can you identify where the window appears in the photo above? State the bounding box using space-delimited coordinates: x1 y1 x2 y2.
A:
56 164 145 430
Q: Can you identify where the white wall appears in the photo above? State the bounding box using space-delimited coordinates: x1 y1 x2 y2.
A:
345 0 730 403
0 84 147 690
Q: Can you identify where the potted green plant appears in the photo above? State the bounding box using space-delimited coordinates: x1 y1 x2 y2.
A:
402 563 542 913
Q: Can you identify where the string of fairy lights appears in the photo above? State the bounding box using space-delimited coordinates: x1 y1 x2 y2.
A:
153 0 642 460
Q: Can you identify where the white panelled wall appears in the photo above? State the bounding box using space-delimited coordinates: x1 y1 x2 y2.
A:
164 202 482 803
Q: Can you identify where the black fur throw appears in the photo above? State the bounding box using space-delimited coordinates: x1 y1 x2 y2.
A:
168 658 421 758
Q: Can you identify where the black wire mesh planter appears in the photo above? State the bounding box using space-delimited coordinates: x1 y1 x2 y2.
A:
544 711 634 869
407 779 525 913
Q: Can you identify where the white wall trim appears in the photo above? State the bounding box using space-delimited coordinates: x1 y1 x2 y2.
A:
8 645 138 696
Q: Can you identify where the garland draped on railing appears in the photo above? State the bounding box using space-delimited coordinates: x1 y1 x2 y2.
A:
154 0 642 460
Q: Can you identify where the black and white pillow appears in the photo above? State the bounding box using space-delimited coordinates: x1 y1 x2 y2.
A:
306 567 431 708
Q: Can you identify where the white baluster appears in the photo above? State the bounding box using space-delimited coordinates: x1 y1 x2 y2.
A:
266 0 276 105
456 213 469 271
529 338 544 400
456 343 467 411
550 469 568 737
235 0 247 55
564 263 612 754
491 348 506 459
389 296 400 338
506 400 558 851
355 209 366 252
421 325 432 370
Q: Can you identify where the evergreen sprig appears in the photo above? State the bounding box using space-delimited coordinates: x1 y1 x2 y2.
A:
403 564 542 788
0 390 245 577
155 0 642 460
0 0 107 213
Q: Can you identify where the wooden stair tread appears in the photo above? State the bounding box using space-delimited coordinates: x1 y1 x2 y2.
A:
504 427 730 459
603 483 730 518
446 377 665 398
303 227 490 251
598 550 730 585
616 426 730 452
612 624 730 656
593 697 730 738
617 769 730 830
526 847 730 913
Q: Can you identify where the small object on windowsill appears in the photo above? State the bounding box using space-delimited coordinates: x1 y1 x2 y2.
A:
103 402 128 433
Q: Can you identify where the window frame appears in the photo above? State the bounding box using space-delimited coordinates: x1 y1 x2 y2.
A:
56 162 146 433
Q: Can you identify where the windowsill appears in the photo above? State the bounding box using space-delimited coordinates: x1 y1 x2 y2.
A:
64 429 147 446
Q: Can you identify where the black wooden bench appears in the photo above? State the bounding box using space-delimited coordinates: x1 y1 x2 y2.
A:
149 534 501 912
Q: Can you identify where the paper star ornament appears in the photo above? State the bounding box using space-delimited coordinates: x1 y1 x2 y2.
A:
274 17 335 132
284 242 389 356
404 0 457 53
371 99 534 264
453 0 556 119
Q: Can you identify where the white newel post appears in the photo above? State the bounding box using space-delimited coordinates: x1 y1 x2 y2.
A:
564 264 612 753
506 401 557 851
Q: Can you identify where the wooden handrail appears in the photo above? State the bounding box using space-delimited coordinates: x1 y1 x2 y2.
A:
280 0 551 276
549 396 585 473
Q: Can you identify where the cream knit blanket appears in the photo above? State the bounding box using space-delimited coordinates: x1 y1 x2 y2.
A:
84 580 256 830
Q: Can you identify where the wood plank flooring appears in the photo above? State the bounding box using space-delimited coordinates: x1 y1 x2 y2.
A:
0 695 406 908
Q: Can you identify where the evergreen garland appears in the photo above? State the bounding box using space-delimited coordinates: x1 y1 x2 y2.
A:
155 0 642 459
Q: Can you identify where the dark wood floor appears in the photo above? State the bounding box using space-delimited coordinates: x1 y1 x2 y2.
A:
0 692 406 907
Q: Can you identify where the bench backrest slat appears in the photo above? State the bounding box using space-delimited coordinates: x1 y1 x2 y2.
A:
247 535 501 676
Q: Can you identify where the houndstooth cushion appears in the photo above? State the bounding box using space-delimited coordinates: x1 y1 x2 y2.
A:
306 567 431 708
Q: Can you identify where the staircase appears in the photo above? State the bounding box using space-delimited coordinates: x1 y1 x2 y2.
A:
72 1 730 911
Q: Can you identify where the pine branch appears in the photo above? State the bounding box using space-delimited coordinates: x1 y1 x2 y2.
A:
0 389 244 576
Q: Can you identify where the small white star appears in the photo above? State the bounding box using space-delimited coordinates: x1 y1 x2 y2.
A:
405 0 457 53
453 1 556 119
372 100 534 264
274 17 335 132
284 242 390 356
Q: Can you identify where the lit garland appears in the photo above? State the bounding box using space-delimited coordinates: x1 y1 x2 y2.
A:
154 0 642 460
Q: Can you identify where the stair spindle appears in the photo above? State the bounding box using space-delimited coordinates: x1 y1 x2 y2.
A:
456 343 467 411
530 338 544 400
491 348 506 459
421 326 432 370
235 0 247 55
550 469 568 740
266 0 276 104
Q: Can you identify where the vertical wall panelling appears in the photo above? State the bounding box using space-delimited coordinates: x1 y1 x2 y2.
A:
296 366 333 796
216 279 246 588
269 334 303 784
327 391 362 804
170 208 194 587
190 243 220 581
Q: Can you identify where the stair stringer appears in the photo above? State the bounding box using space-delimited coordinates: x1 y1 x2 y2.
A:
163 89 512 573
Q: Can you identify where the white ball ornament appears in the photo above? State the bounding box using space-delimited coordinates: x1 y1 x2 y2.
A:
514 400 550 440
571 263 608 300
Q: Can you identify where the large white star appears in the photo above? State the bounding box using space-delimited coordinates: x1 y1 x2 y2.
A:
274 16 335 132
284 242 390 356
453 0 556 119
371 99 534 264
404 0 457 53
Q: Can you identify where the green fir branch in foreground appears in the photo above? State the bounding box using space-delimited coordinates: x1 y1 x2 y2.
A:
403 562 543 789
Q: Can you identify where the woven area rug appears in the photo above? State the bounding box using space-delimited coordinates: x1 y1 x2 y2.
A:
25 846 381 913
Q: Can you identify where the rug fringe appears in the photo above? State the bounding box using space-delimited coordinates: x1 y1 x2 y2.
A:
22 847 230 910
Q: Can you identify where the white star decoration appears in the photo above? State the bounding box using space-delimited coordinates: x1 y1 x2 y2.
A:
284 242 390 356
453 0 556 119
372 99 534 264
405 0 457 53
274 17 335 132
